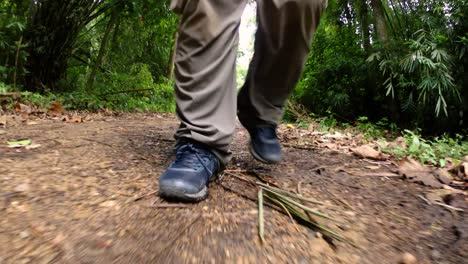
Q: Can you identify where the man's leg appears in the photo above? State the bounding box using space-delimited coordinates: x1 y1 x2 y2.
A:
238 0 327 163
160 0 246 202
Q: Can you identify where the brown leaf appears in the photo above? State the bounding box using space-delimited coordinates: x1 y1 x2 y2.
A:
68 116 83 123
464 162 468 178
48 102 64 116
433 168 453 185
448 161 468 181
351 144 388 160
15 103 32 115
14 183 30 193
425 189 453 204
0 115 6 127
398 158 442 188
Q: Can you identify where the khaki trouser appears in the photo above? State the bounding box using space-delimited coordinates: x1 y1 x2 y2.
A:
171 0 327 165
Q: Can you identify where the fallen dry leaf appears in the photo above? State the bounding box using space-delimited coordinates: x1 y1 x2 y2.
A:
15 103 32 115
433 168 453 185
0 115 6 127
48 102 64 116
425 189 453 204
25 143 41 150
14 183 31 193
448 161 468 180
68 116 83 123
351 144 388 161
398 158 443 188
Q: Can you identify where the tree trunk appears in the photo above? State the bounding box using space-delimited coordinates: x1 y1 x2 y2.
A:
86 9 118 92
357 1 371 52
370 0 389 47
24 0 107 92
167 31 178 80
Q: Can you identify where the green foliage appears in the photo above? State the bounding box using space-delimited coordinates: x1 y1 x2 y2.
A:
294 0 468 134
0 8 27 85
383 130 468 167
369 29 460 117
295 22 369 120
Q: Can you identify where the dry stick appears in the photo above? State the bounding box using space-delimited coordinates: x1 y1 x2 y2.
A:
258 189 265 244
224 171 257 186
297 181 302 195
277 198 300 232
153 203 190 209
434 201 464 212
250 171 279 188
257 182 326 206
134 190 158 201
261 187 335 220
220 182 294 219
326 190 354 210
283 143 317 151
154 214 201 258
417 195 432 205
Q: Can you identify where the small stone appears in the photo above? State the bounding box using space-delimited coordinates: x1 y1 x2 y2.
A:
52 233 66 246
344 210 356 217
431 250 441 260
315 232 323 239
14 183 30 193
100 200 117 208
399 252 417 264
19 230 29 239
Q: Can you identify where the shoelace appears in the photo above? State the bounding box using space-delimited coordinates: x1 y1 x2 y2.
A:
172 143 214 174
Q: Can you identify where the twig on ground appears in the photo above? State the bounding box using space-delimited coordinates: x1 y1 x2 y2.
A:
82 138 114 148
434 201 464 212
153 203 190 209
326 190 354 210
417 195 432 205
297 182 302 195
283 143 317 151
134 190 158 201
224 171 257 186
248 170 279 187
277 198 300 232
257 182 327 206
258 189 265 244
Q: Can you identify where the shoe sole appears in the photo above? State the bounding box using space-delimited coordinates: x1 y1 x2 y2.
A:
249 142 281 164
159 185 208 203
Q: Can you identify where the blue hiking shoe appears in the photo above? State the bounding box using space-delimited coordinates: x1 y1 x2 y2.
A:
240 121 283 164
159 142 220 202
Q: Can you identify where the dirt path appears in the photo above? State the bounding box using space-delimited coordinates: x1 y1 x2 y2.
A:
0 113 466 263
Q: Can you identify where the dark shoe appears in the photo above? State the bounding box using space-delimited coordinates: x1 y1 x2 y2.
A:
159 142 220 202
240 121 283 164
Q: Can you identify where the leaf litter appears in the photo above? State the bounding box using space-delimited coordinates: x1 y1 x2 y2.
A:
0 113 467 263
